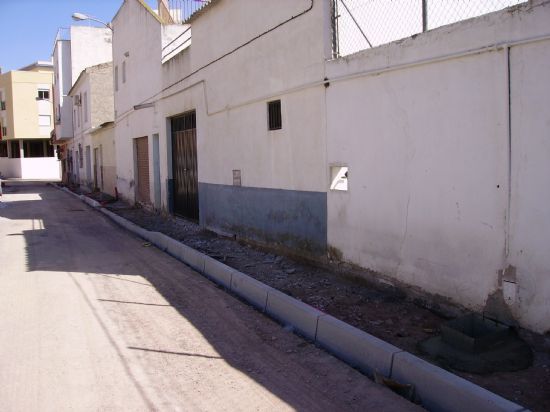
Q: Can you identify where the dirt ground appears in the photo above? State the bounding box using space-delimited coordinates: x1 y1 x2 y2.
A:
85 191 550 411
1 183 421 411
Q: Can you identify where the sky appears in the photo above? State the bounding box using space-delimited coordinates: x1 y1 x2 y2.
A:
0 0 152 73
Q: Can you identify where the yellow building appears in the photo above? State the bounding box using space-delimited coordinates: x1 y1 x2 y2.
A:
0 61 60 179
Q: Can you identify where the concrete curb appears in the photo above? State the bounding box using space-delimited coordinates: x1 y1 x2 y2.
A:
54 184 529 412
266 289 324 341
316 314 402 378
204 255 234 289
58 186 102 208
60 186 83 200
391 352 528 412
230 270 272 312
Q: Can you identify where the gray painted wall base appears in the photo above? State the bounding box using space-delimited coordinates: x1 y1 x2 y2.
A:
198 183 327 256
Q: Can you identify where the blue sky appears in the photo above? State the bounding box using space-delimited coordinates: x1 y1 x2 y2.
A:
0 0 153 73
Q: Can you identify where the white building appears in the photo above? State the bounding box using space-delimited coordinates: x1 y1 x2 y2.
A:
111 0 550 334
68 63 116 195
51 26 112 183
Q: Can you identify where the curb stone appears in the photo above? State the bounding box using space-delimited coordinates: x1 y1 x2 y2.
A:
391 352 529 412
54 184 529 412
316 314 402 377
230 270 272 312
265 289 324 341
203 255 234 289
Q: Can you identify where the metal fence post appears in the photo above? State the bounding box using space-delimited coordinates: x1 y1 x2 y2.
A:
331 0 340 59
422 0 428 32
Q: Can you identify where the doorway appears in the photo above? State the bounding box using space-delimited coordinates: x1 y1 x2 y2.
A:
171 111 198 220
135 136 150 204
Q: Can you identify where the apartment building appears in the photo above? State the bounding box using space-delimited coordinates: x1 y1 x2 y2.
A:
0 61 59 180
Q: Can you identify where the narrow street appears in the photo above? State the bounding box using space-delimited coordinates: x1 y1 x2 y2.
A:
0 183 418 411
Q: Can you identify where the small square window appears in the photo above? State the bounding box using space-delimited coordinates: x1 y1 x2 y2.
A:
267 100 282 130
38 90 50 100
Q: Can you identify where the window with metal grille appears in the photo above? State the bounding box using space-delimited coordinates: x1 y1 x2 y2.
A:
267 100 282 130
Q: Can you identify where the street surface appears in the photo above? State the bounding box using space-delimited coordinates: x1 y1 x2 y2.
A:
0 183 419 411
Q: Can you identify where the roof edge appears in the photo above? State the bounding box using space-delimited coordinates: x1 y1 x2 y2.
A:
113 0 163 25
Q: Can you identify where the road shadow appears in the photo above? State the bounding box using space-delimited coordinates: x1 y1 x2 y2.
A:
0 183 390 411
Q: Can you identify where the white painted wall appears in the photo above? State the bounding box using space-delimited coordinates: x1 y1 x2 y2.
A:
159 0 329 205
53 40 73 140
111 0 550 332
508 39 550 333
68 63 114 191
327 51 508 307
91 125 116 197
69 73 93 189
112 0 163 204
161 24 191 64
69 27 112 86
53 27 111 143
325 0 550 333
0 157 60 180
114 0 330 206
20 158 61 180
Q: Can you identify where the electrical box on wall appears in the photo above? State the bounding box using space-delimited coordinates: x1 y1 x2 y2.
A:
232 169 241 186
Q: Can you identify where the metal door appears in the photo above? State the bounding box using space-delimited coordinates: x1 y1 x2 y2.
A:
135 136 150 204
171 112 198 220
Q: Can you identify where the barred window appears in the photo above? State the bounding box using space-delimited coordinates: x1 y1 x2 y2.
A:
267 100 282 131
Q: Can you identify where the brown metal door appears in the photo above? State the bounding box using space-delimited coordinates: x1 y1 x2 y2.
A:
171 112 198 220
135 136 150 204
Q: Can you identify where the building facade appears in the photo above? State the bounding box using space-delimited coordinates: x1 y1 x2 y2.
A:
0 61 60 180
110 0 550 334
51 26 112 184
68 62 116 195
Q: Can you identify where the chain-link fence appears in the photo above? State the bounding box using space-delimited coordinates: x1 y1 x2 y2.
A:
332 0 527 57
166 0 212 24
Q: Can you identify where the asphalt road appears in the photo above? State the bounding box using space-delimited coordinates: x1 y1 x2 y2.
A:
0 183 419 411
